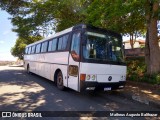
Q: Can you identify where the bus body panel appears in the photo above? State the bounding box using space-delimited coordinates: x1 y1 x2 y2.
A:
24 52 69 64
80 63 126 76
24 52 69 87
67 54 79 91
51 64 68 87
79 62 126 91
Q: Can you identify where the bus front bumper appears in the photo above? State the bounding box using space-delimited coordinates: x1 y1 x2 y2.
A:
80 81 126 92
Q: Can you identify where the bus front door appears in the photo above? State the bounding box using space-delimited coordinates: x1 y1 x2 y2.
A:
68 31 81 91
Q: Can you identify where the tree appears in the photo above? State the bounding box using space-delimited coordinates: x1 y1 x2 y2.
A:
11 38 26 59
1 0 160 75
145 0 160 74
0 0 90 37
86 0 160 75
11 36 43 59
0 0 90 58
86 0 146 49
52 0 88 31
0 0 56 38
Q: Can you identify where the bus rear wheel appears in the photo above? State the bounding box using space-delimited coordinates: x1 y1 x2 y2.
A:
57 71 65 90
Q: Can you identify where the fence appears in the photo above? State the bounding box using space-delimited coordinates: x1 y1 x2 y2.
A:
124 48 145 57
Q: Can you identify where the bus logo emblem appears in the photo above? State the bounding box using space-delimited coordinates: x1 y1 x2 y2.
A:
108 76 112 81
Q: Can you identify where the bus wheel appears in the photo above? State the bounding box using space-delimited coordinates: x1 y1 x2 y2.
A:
57 71 64 90
27 65 30 74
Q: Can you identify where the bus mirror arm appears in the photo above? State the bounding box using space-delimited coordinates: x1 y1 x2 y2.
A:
81 34 87 45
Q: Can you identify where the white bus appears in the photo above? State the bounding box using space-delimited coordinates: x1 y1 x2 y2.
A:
24 24 126 92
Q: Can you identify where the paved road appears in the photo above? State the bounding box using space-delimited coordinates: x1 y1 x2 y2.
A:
0 66 159 120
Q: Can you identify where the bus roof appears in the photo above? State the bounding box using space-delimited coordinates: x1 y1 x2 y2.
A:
26 26 73 47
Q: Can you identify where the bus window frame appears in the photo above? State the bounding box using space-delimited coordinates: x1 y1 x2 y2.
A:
57 33 70 51
31 45 36 54
80 28 126 66
28 47 32 54
41 41 48 53
25 47 28 54
48 38 58 52
35 43 42 54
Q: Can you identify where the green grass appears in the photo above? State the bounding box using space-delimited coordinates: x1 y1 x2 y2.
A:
126 57 160 85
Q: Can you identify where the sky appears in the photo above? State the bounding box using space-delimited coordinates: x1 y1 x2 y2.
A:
0 10 18 61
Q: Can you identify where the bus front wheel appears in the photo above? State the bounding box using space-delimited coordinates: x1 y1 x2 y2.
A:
57 71 65 90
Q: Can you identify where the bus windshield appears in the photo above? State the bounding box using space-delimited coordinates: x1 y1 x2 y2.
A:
83 31 124 62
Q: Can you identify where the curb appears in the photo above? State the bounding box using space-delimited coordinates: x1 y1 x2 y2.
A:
121 90 160 108
122 84 160 109
148 100 160 109
9 65 23 67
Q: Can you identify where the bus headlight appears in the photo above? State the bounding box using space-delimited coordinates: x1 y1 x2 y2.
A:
91 75 96 80
86 74 96 81
86 75 90 80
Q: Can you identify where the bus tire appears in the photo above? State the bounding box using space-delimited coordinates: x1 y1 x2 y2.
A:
27 64 30 74
57 71 65 90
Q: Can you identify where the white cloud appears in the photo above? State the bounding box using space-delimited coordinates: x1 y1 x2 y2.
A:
2 30 10 35
0 40 4 44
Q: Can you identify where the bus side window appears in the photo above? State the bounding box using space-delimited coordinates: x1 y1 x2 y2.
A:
43 41 48 52
58 34 69 50
41 41 48 53
51 38 57 51
48 38 57 52
36 44 41 53
25 48 28 54
62 35 69 49
71 31 81 61
48 40 52 52
31 45 35 54
58 37 63 50
28 47 31 54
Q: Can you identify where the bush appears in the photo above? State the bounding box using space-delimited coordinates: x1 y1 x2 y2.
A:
126 57 160 85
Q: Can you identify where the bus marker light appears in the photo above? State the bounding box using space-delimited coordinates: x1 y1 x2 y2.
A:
80 74 86 81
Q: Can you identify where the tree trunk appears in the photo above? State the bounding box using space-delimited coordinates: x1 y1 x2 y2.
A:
146 1 160 75
145 30 150 73
130 34 134 49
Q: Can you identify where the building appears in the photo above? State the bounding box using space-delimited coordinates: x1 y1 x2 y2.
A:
123 40 145 57
123 39 145 49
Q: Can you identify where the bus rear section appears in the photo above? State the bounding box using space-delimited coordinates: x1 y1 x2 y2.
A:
79 63 126 91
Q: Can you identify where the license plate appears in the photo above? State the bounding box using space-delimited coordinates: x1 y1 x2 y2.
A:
104 87 111 91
